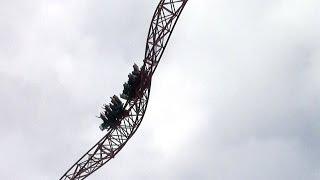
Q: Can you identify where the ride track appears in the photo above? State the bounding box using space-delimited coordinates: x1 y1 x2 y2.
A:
60 0 189 179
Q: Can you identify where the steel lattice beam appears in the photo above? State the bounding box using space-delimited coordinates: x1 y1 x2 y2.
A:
60 0 188 179
144 0 188 75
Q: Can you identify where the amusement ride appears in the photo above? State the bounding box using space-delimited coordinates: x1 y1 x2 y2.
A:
60 0 189 179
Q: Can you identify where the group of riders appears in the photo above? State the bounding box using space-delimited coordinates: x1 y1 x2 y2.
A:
99 64 146 130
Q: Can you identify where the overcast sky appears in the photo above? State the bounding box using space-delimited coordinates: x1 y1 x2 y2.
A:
0 0 319 179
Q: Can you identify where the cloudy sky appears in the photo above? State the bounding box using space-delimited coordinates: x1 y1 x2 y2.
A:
0 0 319 179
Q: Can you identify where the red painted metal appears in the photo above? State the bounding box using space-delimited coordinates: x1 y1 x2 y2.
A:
60 0 188 179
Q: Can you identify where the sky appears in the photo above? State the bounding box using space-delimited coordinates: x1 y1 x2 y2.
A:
0 0 319 179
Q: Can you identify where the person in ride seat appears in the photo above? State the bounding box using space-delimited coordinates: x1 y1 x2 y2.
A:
121 63 141 100
133 63 139 74
99 95 124 130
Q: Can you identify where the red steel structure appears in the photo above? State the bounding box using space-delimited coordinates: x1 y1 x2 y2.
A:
60 0 188 179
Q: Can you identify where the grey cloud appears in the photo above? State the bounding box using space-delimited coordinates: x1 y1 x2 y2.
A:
0 0 319 179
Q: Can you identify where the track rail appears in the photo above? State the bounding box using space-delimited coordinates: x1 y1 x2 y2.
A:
60 1 188 179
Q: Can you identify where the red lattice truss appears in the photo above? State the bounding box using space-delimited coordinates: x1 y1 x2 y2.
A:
60 1 188 179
